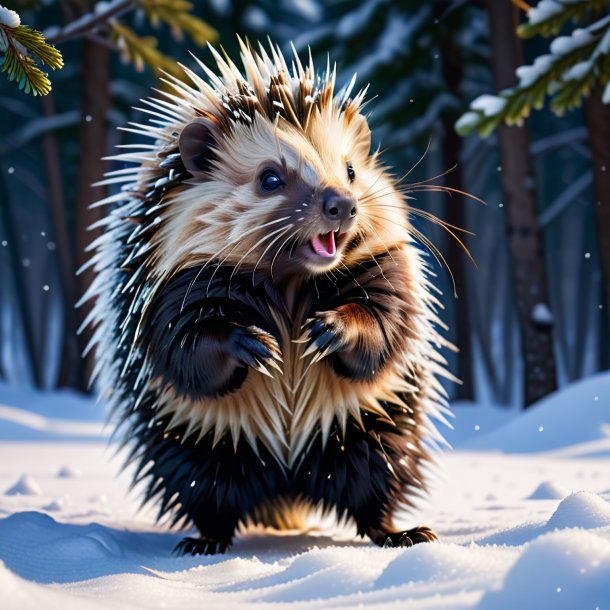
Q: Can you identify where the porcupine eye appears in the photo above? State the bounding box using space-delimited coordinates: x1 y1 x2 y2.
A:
346 162 356 183
260 169 284 192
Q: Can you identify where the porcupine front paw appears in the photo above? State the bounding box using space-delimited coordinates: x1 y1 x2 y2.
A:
301 307 352 362
301 304 387 379
230 325 282 376
173 535 231 556
368 526 438 548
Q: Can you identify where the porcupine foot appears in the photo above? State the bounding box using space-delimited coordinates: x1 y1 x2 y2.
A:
368 526 438 548
174 535 231 556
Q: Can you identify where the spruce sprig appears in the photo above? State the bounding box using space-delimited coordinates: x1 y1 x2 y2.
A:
0 8 63 96
518 0 610 39
139 0 216 46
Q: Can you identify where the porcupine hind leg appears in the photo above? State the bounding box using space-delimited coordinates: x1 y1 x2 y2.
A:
139 267 285 554
160 432 285 556
294 415 436 549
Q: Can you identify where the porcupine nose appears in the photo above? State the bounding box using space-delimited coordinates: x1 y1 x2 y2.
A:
322 187 357 222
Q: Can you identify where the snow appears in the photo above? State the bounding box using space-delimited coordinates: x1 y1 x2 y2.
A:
479 529 610 610
337 0 384 39
550 29 596 56
516 54 554 88
459 371 610 455
531 302 554 325
4 475 43 497
0 373 609 609
470 94 506 117
455 111 482 133
0 6 20 28
527 0 564 26
527 480 569 500
563 59 593 81
603 80 610 104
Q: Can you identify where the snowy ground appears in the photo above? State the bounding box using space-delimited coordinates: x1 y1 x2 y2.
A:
0 374 609 609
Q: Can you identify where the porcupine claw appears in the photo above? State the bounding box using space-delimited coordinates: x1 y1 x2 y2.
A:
230 325 282 375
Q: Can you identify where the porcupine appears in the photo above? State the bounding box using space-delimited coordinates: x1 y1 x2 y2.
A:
82 39 453 555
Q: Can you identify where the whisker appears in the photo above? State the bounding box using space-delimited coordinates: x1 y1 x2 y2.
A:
399 185 486 206
399 164 458 189
355 217 397 291
180 216 291 308
339 260 369 299
410 225 458 297
250 225 295 283
206 217 293 298
270 229 301 281
358 216 398 267
392 137 433 187
407 207 475 237
358 171 386 201
229 224 294 294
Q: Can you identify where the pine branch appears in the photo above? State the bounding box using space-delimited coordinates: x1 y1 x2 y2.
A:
110 21 183 79
456 13 610 136
0 7 64 96
46 0 135 44
518 0 610 39
10 24 63 68
139 0 216 46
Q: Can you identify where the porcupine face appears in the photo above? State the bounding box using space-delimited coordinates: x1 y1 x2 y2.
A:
153 44 411 282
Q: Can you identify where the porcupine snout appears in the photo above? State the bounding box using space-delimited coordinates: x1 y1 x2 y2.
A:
321 187 358 223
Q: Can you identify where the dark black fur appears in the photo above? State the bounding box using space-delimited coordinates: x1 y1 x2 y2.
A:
145 266 282 399
143 252 412 400
125 388 428 555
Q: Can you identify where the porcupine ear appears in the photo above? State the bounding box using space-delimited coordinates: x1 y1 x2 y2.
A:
178 117 217 182
347 113 372 160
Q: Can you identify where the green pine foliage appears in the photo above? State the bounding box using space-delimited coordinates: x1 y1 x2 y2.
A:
457 1 610 137
306 0 487 157
518 0 609 38
140 0 216 46
112 1 217 80
0 9 63 96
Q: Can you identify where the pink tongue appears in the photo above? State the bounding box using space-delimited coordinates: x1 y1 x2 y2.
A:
311 231 336 257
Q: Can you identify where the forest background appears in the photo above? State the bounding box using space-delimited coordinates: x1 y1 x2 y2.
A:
1 0 608 411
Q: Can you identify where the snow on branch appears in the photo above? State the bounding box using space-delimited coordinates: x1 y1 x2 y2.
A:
518 0 610 39
0 4 64 96
46 0 136 45
456 8 610 137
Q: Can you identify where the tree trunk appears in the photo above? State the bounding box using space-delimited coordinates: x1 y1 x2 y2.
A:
74 39 110 391
440 26 474 401
40 95 82 388
583 86 610 369
487 0 558 407
0 173 44 387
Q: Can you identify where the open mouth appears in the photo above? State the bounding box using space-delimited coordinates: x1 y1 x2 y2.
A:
310 230 341 258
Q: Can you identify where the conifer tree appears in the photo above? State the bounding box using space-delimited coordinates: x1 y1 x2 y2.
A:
458 0 610 380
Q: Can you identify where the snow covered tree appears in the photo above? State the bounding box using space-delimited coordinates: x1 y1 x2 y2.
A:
458 0 610 391
458 0 559 407
456 0 610 134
